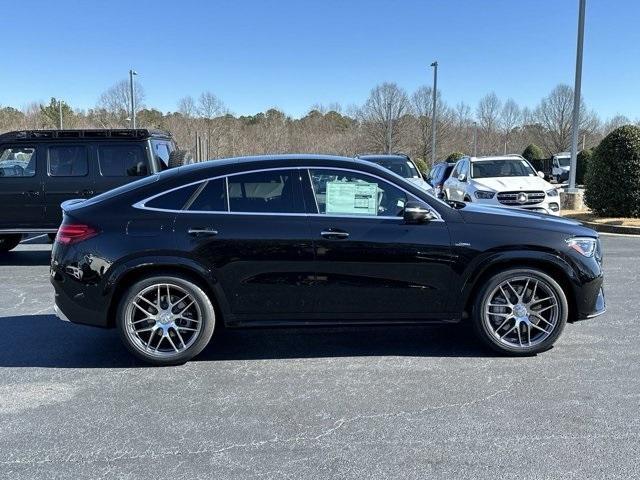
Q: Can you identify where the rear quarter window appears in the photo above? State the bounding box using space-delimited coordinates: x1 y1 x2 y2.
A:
145 184 199 210
98 144 148 177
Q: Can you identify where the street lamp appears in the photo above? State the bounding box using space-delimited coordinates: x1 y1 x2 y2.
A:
430 61 438 164
473 121 478 156
568 0 586 192
129 69 138 129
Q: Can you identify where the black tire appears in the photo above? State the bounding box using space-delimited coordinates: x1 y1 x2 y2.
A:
116 275 216 365
168 149 194 168
472 268 568 356
0 234 22 252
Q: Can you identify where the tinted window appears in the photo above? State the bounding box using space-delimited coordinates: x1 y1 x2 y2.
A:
151 140 174 167
98 144 147 177
146 184 199 210
309 169 407 217
0 146 36 177
450 161 461 179
188 178 227 212
227 170 302 214
372 158 420 179
48 145 88 177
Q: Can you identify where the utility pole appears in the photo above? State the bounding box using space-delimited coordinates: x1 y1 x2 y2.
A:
387 100 392 154
568 0 586 193
58 100 63 129
129 69 138 129
430 61 438 163
473 121 478 156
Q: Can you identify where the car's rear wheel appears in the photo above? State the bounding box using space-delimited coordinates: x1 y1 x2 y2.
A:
117 275 215 365
472 268 568 355
0 234 22 253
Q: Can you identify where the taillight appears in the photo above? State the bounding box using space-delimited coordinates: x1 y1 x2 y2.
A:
56 224 98 245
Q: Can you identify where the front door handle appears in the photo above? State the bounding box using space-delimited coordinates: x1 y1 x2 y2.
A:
25 190 40 197
188 228 219 237
320 230 349 239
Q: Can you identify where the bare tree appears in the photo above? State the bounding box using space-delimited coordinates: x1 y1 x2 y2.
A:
534 84 598 155
500 98 521 154
603 114 631 136
197 91 226 158
95 79 145 127
360 82 409 153
476 93 502 154
410 86 454 164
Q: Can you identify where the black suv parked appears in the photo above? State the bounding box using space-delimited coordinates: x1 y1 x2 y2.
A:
0 129 187 251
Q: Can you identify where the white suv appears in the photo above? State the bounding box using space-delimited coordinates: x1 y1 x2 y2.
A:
443 155 561 215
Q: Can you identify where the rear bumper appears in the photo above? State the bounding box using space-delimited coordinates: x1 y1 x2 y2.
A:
51 274 110 328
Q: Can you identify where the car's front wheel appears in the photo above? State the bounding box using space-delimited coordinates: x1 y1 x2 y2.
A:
472 268 568 355
117 275 216 365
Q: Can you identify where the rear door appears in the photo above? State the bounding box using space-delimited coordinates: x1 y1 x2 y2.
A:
95 142 150 195
171 168 316 318
43 143 95 227
0 143 45 230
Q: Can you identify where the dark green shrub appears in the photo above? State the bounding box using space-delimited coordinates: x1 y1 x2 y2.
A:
413 157 428 175
522 144 544 162
575 148 593 185
585 125 640 217
446 152 465 162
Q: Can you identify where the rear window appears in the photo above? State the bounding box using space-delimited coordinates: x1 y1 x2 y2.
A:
146 184 199 210
188 178 227 212
98 144 148 177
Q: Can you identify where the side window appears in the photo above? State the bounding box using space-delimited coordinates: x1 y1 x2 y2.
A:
146 183 199 210
188 178 227 212
48 145 88 177
0 146 36 177
450 162 461 179
309 169 407 217
98 144 148 177
228 169 303 214
150 140 174 168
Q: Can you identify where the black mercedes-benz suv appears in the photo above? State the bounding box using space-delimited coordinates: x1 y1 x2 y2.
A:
0 129 189 252
50 154 605 365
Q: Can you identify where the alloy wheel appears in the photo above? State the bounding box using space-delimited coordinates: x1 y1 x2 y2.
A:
482 275 560 349
124 283 203 358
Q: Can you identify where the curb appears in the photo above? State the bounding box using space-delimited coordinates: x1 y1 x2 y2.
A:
564 216 640 235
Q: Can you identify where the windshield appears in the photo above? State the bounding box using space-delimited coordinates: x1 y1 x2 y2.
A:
556 157 571 167
373 159 421 179
471 159 536 178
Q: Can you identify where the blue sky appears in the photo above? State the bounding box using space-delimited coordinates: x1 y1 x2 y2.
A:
2 0 638 120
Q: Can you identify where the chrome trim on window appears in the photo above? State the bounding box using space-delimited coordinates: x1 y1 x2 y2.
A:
132 165 443 222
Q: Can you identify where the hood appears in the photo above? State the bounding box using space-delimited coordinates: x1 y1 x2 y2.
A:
471 176 551 192
459 203 596 236
407 177 431 191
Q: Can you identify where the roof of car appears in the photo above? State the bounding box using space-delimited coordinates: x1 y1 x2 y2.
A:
357 154 411 161
467 155 526 162
0 129 171 142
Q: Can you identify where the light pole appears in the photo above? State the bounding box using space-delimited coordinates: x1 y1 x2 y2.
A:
568 0 586 192
473 121 478 156
430 61 438 163
129 69 138 129
58 100 63 129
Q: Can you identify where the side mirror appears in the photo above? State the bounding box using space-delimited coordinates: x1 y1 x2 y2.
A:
404 201 437 224
537 171 545 178
458 173 467 182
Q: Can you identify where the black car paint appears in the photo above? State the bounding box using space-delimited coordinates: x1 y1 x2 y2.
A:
50 155 605 329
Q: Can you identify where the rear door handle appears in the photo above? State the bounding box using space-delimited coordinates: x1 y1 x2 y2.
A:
320 230 349 239
25 190 40 197
188 228 219 237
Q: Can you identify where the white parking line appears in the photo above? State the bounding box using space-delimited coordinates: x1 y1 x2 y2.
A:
20 234 49 244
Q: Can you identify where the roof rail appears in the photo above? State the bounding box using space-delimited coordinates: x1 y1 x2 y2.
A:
0 129 172 141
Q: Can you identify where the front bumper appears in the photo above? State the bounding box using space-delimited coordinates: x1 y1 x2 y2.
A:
473 198 561 216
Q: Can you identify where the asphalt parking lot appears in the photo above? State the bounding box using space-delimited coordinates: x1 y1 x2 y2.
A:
0 234 638 479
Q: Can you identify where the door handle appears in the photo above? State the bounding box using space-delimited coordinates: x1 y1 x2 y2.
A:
188 228 219 237
75 189 94 197
25 190 40 197
320 230 349 239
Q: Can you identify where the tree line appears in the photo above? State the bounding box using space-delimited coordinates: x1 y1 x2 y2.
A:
1 79 635 170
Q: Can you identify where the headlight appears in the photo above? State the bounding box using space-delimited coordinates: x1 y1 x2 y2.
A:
474 190 495 199
566 237 597 257
546 188 559 197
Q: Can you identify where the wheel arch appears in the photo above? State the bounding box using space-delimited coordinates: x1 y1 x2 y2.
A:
461 254 578 323
104 257 229 328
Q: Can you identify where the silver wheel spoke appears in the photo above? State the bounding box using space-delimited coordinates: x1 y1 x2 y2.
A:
173 327 187 348
136 295 157 310
176 326 198 332
484 275 559 349
166 334 179 353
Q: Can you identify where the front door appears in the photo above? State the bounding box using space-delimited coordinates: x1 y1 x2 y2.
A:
0 143 44 230
304 168 453 319
171 168 316 318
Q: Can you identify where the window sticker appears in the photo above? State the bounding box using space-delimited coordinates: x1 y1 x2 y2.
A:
326 181 378 215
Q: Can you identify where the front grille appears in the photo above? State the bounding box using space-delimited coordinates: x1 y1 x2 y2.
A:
497 190 545 206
